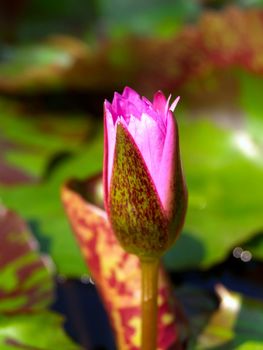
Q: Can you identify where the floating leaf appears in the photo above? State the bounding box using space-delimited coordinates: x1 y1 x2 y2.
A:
164 111 263 270
0 207 54 314
0 96 100 276
0 207 81 349
0 312 80 350
0 132 104 277
2 7 263 95
0 36 89 93
0 97 94 181
98 0 199 37
191 285 263 349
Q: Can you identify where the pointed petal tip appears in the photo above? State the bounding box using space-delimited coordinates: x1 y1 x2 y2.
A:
123 86 134 94
122 86 141 101
153 90 167 113
170 96 180 112
113 91 122 101
154 90 166 100
104 99 111 109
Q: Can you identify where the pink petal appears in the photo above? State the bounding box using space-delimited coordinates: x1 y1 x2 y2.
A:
104 87 181 213
157 110 177 210
153 91 167 115
111 92 122 120
126 113 166 192
104 101 117 190
170 96 180 112
121 100 141 121
122 86 141 103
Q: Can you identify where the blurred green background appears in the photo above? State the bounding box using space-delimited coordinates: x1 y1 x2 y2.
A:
0 1 263 349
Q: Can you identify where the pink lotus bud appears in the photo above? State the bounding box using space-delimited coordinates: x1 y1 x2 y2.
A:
104 87 187 259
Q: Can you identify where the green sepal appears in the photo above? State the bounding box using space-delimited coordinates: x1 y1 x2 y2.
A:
108 123 169 259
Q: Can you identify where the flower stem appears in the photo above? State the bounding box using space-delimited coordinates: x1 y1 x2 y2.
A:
141 258 160 350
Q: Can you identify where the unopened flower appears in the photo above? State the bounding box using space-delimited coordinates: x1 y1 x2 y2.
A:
103 87 187 259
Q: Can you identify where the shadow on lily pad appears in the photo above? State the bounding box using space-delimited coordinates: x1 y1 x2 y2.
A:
28 219 52 255
163 231 205 271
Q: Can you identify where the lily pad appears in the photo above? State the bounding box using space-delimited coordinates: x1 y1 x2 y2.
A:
2 7 263 96
164 107 263 270
0 206 79 350
0 312 80 350
0 96 100 276
189 285 263 349
0 38 85 93
0 207 54 314
0 207 81 349
0 133 104 277
0 98 94 181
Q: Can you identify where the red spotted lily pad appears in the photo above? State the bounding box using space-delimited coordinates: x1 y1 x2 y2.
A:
1 7 263 95
0 207 81 349
0 207 54 314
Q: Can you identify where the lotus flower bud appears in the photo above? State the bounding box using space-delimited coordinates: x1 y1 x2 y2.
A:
104 87 187 259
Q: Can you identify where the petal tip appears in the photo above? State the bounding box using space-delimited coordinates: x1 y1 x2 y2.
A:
170 96 180 112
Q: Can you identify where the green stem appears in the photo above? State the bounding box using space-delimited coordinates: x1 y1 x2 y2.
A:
141 258 160 350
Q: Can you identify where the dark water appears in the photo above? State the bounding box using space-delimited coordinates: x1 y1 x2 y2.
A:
52 279 116 350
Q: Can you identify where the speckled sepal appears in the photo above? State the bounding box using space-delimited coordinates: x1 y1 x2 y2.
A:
108 123 169 258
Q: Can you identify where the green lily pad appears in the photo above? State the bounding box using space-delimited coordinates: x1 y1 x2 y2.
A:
0 42 76 92
164 119 263 269
0 312 80 350
0 92 103 277
0 46 71 77
189 285 263 349
0 98 93 181
0 132 103 277
164 70 263 270
99 0 199 37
